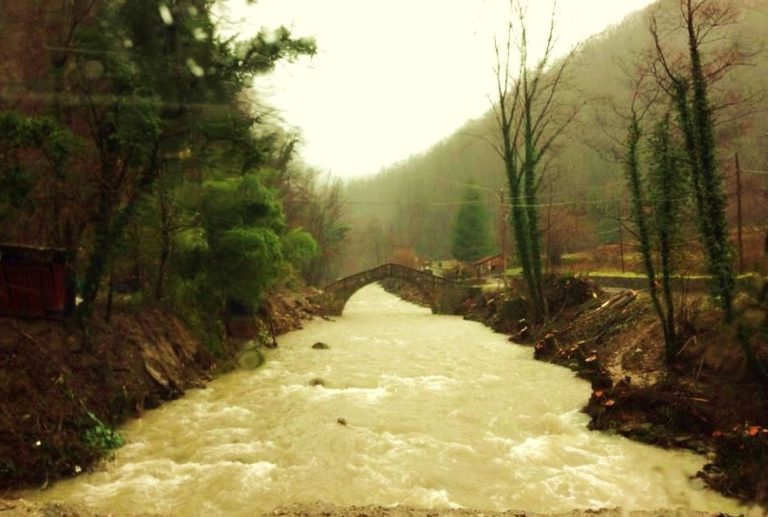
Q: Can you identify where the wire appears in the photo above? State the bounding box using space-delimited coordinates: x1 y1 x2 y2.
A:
434 176 499 193
434 175 628 200
342 195 692 209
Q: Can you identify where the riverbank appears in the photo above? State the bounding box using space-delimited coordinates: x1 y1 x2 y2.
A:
0 499 715 516
458 277 768 508
0 288 320 492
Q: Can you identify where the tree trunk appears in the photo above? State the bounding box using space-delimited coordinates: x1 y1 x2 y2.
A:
735 152 744 274
685 1 734 321
155 233 169 300
624 116 675 360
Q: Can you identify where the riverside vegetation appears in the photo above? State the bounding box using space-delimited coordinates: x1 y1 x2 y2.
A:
0 0 342 491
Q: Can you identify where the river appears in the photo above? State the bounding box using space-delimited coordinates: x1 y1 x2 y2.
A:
29 284 745 515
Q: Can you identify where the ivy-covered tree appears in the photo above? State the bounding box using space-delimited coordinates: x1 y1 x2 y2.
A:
491 1 577 321
649 0 738 321
622 103 688 363
647 113 688 358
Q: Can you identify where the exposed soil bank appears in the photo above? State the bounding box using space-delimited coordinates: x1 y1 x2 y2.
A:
0 289 320 493
458 277 768 508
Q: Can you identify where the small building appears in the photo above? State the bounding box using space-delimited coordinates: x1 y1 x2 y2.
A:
471 254 506 277
0 243 71 318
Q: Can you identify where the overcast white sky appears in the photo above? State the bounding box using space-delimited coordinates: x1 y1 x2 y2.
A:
218 0 655 179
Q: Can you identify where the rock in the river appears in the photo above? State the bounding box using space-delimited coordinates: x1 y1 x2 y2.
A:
237 349 265 370
312 342 330 350
309 378 326 387
336 417 347 426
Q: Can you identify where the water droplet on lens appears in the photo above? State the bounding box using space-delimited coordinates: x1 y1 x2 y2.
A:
159 4 173 25
186 58 205 77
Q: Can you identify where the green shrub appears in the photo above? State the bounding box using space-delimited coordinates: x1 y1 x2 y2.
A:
82 411 124 451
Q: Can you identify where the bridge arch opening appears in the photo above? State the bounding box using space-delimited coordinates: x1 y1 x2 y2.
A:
319 263 477 317
335 279 437 316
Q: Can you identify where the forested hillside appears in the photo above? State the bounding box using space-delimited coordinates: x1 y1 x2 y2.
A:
343 0 768 275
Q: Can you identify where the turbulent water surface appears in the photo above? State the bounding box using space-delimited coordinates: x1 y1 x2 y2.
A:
30 285 745 515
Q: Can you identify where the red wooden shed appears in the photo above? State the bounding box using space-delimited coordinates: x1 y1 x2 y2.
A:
0 243 71 318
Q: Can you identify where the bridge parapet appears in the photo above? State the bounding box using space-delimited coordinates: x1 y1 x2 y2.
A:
319 263 478 316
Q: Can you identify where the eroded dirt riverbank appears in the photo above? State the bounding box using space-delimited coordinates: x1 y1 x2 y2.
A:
0 290 320 492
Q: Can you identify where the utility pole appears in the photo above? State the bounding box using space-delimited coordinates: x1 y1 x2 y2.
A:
499 188 509 286
735 152 744 274
617 203 625 274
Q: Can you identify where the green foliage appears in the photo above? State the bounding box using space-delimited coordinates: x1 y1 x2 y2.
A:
0 162 32 220
82 411 124 451
160 170 297 327
0 0 338 357
343 1 768 287
647 115 688 245
0 111 74 233
297 177 348 286
282 228 320 270
201 175 285 236
58 0 318 326
451 186 493 262
214 226 284 308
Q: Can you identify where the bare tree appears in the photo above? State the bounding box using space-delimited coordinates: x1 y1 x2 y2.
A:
490 0 579 321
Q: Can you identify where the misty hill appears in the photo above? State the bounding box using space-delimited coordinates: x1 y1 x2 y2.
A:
341 0 768 274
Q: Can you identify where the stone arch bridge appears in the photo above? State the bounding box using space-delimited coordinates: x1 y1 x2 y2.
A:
318 263 479 316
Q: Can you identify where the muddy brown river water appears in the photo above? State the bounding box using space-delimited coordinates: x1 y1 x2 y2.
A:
27 285 749 515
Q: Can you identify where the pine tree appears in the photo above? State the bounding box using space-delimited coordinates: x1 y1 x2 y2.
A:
451 186 493 262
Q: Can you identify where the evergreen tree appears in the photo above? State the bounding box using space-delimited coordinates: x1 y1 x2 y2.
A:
451 186 493 262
